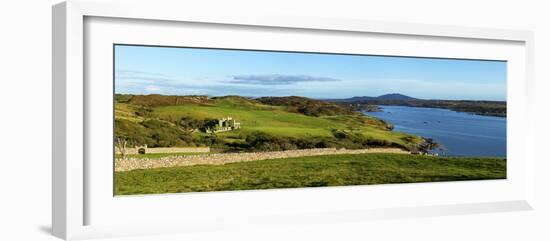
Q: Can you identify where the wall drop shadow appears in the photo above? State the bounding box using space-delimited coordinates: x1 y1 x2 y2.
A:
38 225 52 235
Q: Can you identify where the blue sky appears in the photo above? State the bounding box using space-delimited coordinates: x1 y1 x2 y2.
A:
114 45 507 100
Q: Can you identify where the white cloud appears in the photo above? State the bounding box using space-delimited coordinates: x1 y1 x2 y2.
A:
144 85 161 92
229 74 340 85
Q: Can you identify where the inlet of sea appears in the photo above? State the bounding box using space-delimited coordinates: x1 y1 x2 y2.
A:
364 105 506 157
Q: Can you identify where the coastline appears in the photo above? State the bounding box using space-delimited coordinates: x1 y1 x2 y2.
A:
364 105 507 157
365 104 507 118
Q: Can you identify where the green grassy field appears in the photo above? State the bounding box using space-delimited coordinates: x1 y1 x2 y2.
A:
115 95 426 150
149 97 422 149
114 153 506 195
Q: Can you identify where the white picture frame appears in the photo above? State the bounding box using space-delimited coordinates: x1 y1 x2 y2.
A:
52 0 535 240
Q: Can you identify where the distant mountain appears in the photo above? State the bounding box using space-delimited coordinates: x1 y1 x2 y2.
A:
375 93 419 100
323 93 506 117
326 93 419 102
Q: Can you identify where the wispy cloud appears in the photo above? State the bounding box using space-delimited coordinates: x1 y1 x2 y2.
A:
115 69 296 96
229 74 340 85
115 69 176 83
113 69 505 100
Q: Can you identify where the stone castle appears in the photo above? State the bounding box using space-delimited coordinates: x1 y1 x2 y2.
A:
205 117 241 133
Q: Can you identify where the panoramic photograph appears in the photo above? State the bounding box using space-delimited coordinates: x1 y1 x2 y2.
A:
113 44 507 195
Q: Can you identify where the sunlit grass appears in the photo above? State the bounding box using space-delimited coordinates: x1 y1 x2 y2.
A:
115 153 506 195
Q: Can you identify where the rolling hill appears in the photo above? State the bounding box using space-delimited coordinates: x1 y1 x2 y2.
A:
114 94 424 151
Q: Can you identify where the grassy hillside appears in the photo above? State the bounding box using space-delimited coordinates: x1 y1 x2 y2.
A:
256 96 355 116
115 153 506 195
126 94 209 106
115 94 424 151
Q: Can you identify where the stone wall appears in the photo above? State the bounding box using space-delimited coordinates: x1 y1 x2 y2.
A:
116 147 210 155
115 148 408 172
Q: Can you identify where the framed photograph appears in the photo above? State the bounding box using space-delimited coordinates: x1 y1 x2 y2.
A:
53 0 535 240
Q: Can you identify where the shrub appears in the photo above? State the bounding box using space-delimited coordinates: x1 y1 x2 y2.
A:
115 119 191 147
134 106 153 117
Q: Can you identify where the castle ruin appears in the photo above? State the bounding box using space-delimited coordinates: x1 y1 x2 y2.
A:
205 117 241 133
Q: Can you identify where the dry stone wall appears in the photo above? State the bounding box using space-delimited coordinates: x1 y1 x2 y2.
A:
117 147 210 155
115 148 408 172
